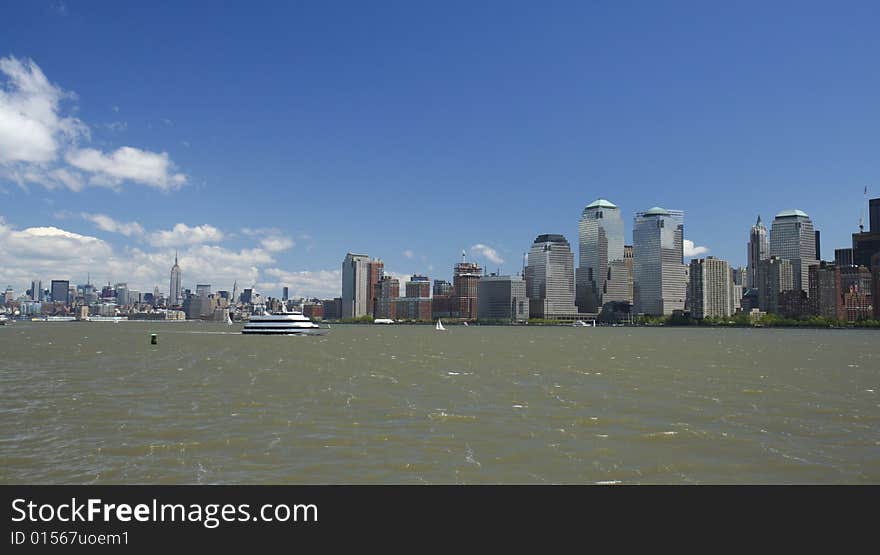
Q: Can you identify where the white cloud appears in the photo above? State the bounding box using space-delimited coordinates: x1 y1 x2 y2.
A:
0 55 186 192
80 212 145 237
403 249 414 259
261 268 342 299
0 55 87 164
683 239 710 258
470 243 504 265
66 147 186 191
149 223 224 247
259 236 295 252
239 227 295 252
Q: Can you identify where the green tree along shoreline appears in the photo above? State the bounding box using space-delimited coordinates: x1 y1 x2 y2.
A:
640 313 880 329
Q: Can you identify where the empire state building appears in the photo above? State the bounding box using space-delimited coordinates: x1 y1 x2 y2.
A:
169 252 182 306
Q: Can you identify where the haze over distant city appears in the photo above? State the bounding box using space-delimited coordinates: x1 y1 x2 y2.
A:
1 1 878 298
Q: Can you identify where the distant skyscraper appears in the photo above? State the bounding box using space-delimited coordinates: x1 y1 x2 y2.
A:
576 198 625 312
341 253 383 318
632 207 686 316
769 210 818 293
870 197 880 232
282 287 289 301
433 279 453 296
688 257 733 319
196 284 211 298
30 279 42 301
115 283 129 306
169 252 182 306
525 234 577 318
747 215 769 292
50 280 70 307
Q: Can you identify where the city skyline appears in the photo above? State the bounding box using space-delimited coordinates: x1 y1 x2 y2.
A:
1 2 879 298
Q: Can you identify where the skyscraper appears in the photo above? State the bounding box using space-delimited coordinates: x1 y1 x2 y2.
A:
632 207 686 316
747 215 769 291
169 252 182 306
769 210 818 293
50 280 70 307
525 234 577 318
282 287 289 301
688 257 733 319
341 253 383 318
30 279 42 301
852 197 880 269
577 198 625 313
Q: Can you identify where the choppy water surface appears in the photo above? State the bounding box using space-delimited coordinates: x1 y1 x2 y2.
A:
1 322 878 484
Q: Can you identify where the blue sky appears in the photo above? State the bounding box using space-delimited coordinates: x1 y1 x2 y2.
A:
1 1 878 297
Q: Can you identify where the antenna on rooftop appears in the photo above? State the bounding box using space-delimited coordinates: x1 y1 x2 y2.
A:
859 185 868 232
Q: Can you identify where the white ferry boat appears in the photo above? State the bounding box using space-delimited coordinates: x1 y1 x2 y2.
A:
242 308 326 335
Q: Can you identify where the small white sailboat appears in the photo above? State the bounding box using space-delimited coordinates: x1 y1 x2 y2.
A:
435 319 446 331
225 310 234 325
462 321 469 327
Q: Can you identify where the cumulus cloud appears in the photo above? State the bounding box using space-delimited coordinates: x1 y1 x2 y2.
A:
80 212 145 237
261 268 342 299
0 56 87 165
470 244 504 264
402 249 414 259
149 223 225 247
66 147 186 191
240 227 295 252
683 239 710 258
0 55 186 192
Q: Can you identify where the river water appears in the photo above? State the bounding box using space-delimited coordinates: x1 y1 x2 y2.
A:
1 322 878 484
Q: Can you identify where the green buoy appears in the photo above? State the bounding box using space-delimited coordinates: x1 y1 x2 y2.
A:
150 333 158 345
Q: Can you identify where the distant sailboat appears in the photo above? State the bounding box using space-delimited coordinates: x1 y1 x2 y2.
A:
225 310 234 325
435 319 446 331
462 321 469 327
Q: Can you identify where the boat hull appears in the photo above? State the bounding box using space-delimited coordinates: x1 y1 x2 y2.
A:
241 328 327 335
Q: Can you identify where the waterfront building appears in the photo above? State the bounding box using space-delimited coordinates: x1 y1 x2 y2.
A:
196 284 211 298
50 280 70 307
393 297 432 321
747 215 769 292
769 210 818 293
809 262 839 319
341 253 383 318
302 302 323 320
477 274 529 323
525 234 577 318
406 275 431 298
576 198 625 313
873 253 880 319
779 289 810 318
757 256 794 314
839 266 873 322
433 279 453 296
169 252 182 306
321 297 342 320
688 257 733 319
453 257 481 320
731 267 746 287
374 276 400 319
632 207 686 316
